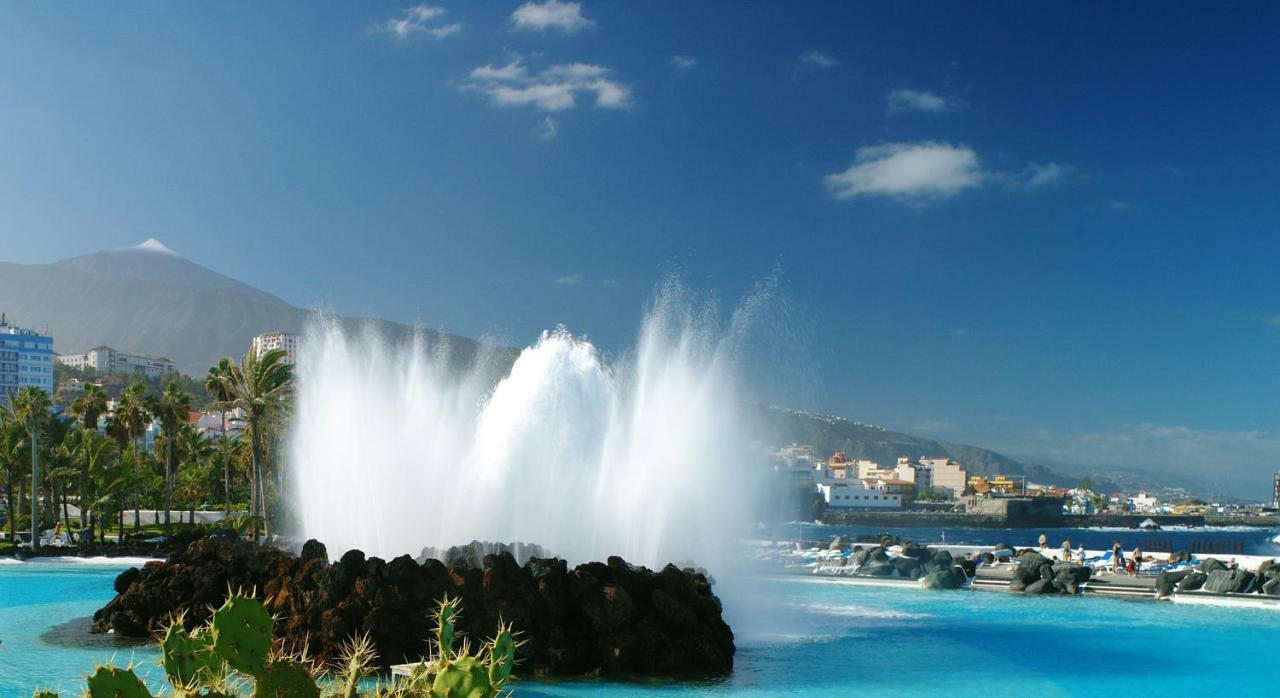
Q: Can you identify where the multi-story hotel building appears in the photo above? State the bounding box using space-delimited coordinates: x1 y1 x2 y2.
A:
0 314 55 403
57 346 176 378
251 331 299 365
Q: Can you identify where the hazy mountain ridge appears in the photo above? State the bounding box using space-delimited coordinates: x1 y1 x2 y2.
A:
0 242 510 376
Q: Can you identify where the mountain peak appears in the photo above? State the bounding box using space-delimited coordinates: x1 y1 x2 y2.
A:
128 238 181 257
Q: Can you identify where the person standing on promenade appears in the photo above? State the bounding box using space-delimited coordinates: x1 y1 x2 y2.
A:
1061 537 1073 561
1112 539 1125 573
1038 532 1048 549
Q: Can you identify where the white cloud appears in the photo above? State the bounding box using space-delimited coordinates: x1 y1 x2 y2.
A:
380 4 461 39
1017 162 1072 189
799 51 840 69
886 88 953 115
554 274 583 285
464 57 631 113
511 0 593 33
669 55 697 71
536 115 558 140
824 142 983 201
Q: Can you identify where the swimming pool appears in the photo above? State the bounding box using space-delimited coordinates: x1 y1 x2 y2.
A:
3 559 1278 696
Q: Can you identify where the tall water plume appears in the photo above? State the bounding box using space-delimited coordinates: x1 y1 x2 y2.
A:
290 281 775 572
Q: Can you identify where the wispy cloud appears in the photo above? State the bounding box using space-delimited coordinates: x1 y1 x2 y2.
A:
798 51 840 69
511 0 593 33
1259 315 1280 327
886 88 954 115
556 274 619 287
825 142 983 202
1005 162 1075 190
536 115 558 140
669 55 697 71
379 4 462 39
825 142 1076 204
464 57 631 112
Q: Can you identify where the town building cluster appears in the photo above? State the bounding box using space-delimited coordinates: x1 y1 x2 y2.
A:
773 444 970 511
1 314 301 445
772 443 1196 516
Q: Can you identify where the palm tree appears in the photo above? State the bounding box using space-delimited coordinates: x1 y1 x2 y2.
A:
205 358 236 513
145 381 192 533
68 384 109 530
109 382 150 455
70 383 108 432
72 428 117 543
174 424 214 523
11 387 51 548
226 348 292 540
210 433 246 513
0 408 26 543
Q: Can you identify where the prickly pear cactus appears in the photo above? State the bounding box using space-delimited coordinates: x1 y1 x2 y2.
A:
431 655 492 698
209 595 273 678
487 627 515 687
252 659 320 698
85 666 153 698
31 691 59 698
161 621 221 685
435 598 458 659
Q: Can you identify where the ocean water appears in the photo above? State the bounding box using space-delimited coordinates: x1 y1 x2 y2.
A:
3 559 1279 697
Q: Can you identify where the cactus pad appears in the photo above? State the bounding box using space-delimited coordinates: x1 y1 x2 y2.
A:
85 666 153 698
31 691 59 698
435 598 458 658
487 628 516 686
431 656 492 698
209 596 274 678
161 622 219 685
252 660 320 698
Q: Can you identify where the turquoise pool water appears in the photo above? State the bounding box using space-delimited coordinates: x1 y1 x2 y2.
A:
0 562 162 696
3 562 1278 696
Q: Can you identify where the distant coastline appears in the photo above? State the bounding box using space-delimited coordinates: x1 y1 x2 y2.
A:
820 510 1280 529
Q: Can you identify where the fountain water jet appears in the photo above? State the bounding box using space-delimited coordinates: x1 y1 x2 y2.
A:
290 283 764 573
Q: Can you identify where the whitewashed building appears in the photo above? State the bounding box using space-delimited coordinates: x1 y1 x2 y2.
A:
251 331 299 365
1130 492 1160 513
818 480 903 509
58 346 176 378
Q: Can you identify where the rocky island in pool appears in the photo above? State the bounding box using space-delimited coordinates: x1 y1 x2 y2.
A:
92 536 735 678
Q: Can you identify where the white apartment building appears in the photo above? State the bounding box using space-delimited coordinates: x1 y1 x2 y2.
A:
773 443 818 482
0 314 54 403
58 346 176 378
918 457 968 495
251 331 299 365
1130 492 1160 513
818 480 903 509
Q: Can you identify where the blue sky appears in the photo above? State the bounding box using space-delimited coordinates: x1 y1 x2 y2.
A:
2 2 1280 488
